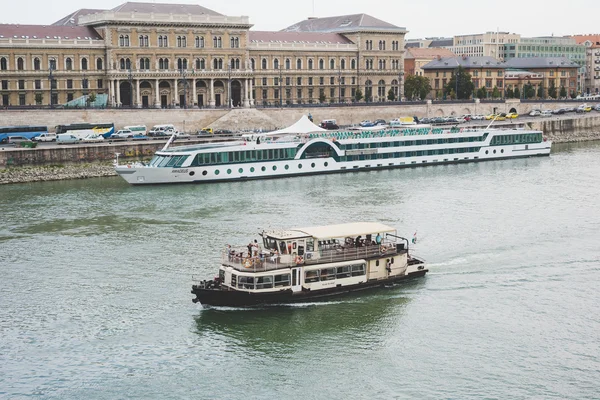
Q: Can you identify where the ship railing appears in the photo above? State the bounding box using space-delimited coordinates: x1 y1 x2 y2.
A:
222 248 295 272
304 243 400 265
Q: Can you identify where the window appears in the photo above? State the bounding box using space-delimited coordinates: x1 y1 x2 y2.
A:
140 58 150 70
262 77 267 86
195 36 205 48
66 58 73 70
319 77 324 85
0 57 7 70
159 58 169 70
82 78 88 89
177 58 188 70
308 59 313 70
35 79 41 89
66 79 73 89
262 59 267 69
177 35 187 47
139 35 149 47
274 59 279 69
319 59 324 69
96 58 103 70
17 57 24 70
19 94 26 106
213 36 222 48
34 58 41 70
97 79 103 89
262 89 267 99
81 58 88 70
341 59 346 70
296 59 302 70
351 59 356 70
119 35 130 47
330 77 334 85
230 37 239 48
196 58 205 69
297 77 302 86
285 58 291 70
18 79 25 90
308 77 313 85
330 59 335 69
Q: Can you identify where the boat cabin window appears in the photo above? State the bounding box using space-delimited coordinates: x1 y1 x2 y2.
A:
304 263 366 283
238 276 254 289
256 276 273 289
263 237 278 251
231 274 237 287
279 241 287 254
306 239 314 252
274 274 290 287
296 240 305 256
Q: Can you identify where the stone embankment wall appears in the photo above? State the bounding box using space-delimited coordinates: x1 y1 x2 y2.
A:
530 116 600 143
0 164 116 184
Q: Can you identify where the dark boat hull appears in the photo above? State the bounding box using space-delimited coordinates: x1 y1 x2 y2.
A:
192 268 428 307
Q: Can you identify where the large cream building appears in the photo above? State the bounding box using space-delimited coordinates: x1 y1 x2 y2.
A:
0 2 407 108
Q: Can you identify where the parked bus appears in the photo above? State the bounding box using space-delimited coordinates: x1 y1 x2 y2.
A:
0 125 48 143
55 123 115 139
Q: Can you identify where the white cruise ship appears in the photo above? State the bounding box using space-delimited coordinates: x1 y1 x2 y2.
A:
115 117 551 185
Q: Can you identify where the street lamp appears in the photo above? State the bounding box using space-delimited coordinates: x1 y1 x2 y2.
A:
128 67 133 108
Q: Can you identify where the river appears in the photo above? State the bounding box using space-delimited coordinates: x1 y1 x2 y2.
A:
1 141 599 399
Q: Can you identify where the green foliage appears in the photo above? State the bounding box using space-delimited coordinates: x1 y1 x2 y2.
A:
570 91 577 99
364 87 372 102
523 82 535 99
404 75 432 100
477 87 487 99
35 93 43 105
354 88 363 102
87 92 97 106
514 87 521 99
444 66 475 99
559 86 567 98
387 88 396 101
548 81 557 99
506 87 514 99
319 92 326 103
537 85 544 99
492 86 501 99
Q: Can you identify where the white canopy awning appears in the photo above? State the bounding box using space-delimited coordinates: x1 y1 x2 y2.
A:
265 222 397 240
267 115 327 136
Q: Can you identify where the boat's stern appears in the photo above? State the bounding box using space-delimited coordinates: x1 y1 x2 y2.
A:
405 255 428 278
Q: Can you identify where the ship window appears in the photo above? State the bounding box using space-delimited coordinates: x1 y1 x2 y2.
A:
239 168 243 173
273 166 277 171
166 156 182 167
285 165 289 170
256 276 273 289
261 166 266 172
336 266 351 278
231 274 237 287
158 156 172 167
227 169 232 174
250 167 255 172
238 276 254 289
305 270 319 283
320 268 336 281
274 274 290 287
351 263 366 276
215 169 220 175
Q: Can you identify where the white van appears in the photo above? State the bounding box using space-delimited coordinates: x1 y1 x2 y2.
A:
149 124 177 136
124 125 147 136
56 134 80 144
32 133 57 142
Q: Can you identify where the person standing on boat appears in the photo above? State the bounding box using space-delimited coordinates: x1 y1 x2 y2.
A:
247 242 253 258
252 239 259 257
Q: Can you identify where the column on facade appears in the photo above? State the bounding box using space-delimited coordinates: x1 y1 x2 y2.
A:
155 79 161 108
136 79 141 108
249 78 254 106
115 79 121 106
107 79 113 107
173 78 178 107
243 79 250 108
192 78 197 107
209 78 215 107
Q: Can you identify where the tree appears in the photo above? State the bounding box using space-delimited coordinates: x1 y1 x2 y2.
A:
492 86 501 99
506 87 514 99
387 88 396 101
364 87 372 102
537 85 544 99
570 90 577 99
35 93 43 105
514 87 521 99
86 92 97 107
404 75 432 100
477 87 487 99
559 86 567 99
524 82 535 99
354 88 363 102
444 66 475 99
548 81 557 99
319 92 326 103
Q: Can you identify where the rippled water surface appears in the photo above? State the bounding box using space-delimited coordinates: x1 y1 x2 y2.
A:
1 142 599 399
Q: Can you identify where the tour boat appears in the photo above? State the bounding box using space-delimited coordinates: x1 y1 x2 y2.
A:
191 222 427 307
115 116 552 185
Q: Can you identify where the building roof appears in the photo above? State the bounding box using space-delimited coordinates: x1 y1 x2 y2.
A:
283 14 404 33
110 2 222 16
429 38 453 47
504 57 579 69
405 42 421 48
249 30 353 44
52 9 105 26
570 34 600 47
0 24 102 40
422 56 503 70
405 47 456 60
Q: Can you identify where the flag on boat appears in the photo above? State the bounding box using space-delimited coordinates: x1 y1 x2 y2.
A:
412 232 418 244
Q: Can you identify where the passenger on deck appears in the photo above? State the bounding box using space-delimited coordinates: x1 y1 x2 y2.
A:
355 236 362 247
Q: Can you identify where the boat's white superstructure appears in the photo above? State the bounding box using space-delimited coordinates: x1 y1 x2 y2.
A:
115 123 551 185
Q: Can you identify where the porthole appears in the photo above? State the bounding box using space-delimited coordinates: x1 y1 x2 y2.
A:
227 169 232 174
238 168 243 173
311 163 316 168
485 150 489 154
324 162 329 167
250 167 255 172
285 165 289 170
298 164 303 169
261 166 266 172
215 170 220 175
493 150 496 154
501 149 504 153
272 166 277 171
189 171 195 176
202 170 208 176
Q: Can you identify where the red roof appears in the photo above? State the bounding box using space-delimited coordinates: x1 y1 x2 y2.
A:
0 24 102 40
249 31 353 45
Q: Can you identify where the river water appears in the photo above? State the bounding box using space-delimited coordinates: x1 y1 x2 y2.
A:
1 141 599 399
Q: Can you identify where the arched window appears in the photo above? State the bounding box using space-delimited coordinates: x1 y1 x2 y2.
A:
235 58 240 69
318 59 324 69
125 58 131 70
120 35 124 46
120 58 125 70
251 58 255 70
0 57 7 70
285 59 291 70
235 37 239 48
296 59 302 70
274 59 279 69
196 36 204 48
262 58 267 69
230 37 235 48
308 59 313 70
177 58 187 70
158 36 163 47
49 59 56 70
351 59 356 69
218 37 222 48
96 58 103 70
34 58 41 70
140 58 145 70
17 57 24 70
330 59 335 70
125 35 130 46
81 58 88 70
341 59 346 70
218 58 223 69
213 36 217 48
65 58 72 71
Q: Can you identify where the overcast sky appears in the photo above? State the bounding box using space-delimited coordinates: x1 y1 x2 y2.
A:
1 0 597 39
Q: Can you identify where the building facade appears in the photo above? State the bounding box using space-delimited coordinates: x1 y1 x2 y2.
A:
570 34 600 94
404 47 456 77
0 2 407 108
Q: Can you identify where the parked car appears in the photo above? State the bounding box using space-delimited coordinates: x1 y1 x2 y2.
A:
472 114 485 120
321 119 340 130
32 133 57 142
594 104 600 111
552 108 566 115
57 134 80 144
149 124 177 136
505 112 519 119
576 105 592 113
214 129 233 135
110 129 134 138
7 135 37 148
198 128 213 135
124 125 147 136
529 110 541 117
374 119 387 126
540 110 553 117
460 114 472 122
359 120 374 127
81 134 104 143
